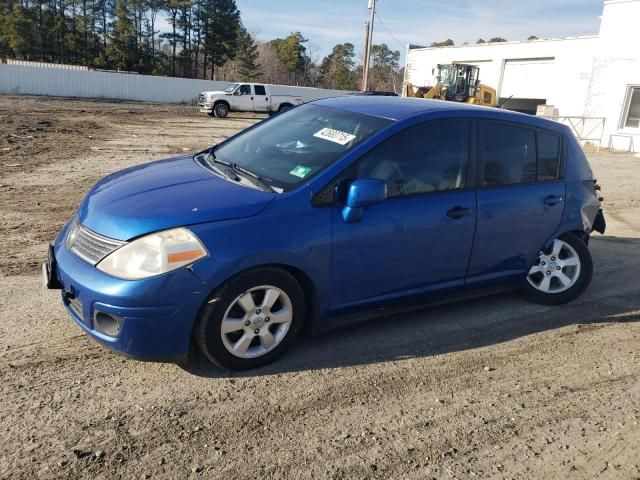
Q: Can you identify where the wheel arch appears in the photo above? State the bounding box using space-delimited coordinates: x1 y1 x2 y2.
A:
193 262 321 339
274 263 320 335
544 227 589 250
213 99 231 110
278 103 293 111
525 227 589 274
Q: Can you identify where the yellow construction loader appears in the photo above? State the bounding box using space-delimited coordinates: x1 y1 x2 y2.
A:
406 64 497 107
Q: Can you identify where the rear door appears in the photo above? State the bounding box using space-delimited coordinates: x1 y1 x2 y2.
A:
466 121 565 286
252 84 270 112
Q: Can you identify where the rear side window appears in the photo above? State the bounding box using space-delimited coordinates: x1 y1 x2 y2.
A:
537 131 561 181
254 85 266 96
480 122 536 186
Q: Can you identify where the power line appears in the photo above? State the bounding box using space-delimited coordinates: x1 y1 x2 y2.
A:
374 12 406 51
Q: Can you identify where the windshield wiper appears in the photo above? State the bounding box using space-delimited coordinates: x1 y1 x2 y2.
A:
206 147 275 192
230 164 276 192
205 148 240 181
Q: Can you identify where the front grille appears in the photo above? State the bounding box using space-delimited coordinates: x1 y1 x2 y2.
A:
198 94 206 105
66 220 125 265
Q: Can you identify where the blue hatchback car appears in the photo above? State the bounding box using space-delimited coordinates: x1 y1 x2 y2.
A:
44 97 605 370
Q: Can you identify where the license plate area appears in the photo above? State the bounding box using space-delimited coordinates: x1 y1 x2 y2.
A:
67 296 83 319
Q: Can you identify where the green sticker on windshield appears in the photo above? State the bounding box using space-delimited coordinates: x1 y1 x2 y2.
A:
289 165 312 178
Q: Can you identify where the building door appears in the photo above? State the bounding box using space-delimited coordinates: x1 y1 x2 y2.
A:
500 58 555 114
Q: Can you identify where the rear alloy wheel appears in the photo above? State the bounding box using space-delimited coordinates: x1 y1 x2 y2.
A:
213 103 229 118
195 268 305 370
523 233 593 305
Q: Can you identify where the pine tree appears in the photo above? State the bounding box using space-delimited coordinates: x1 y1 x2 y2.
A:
320 43 356 90
109 0 139 70
202 0 240 80
236 26 259 80
269 32 307 84
6 3 37 59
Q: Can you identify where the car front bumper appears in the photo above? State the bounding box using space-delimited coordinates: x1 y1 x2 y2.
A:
198 102 213 113
45 224 211 361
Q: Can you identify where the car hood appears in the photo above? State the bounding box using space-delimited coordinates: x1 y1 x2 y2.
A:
77 155 276 240
202 90 227 96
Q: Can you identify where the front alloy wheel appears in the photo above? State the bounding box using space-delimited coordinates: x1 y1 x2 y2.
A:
523 233 593 305
195 267 305 370
220 286 293 359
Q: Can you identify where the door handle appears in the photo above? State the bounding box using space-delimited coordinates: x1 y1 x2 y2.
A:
544 195 564 206
447 206 472 219
251 96 254 100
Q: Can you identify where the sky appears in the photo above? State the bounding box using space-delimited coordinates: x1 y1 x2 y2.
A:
234 0 605 63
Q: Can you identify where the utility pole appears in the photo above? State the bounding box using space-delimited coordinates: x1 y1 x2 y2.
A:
362 21 370 91
363 0 376 91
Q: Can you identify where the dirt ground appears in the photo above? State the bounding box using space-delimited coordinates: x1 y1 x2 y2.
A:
0 95 639 480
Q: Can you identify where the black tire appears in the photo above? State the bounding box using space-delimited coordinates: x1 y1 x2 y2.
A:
522 232 593 305
213 102 229 118
195 267 305 370
278 103 292 112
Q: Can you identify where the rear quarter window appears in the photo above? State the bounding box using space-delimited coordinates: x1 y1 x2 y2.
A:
537 131 562 181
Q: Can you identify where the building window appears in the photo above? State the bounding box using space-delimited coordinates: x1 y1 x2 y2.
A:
624 87 640 129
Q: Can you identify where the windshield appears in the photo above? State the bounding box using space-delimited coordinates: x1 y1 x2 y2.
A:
212 104 393 191
438 65 458 86
224 83 239 93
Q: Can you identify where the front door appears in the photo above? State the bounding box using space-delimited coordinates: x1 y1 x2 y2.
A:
466 121 565 286
233 84 255 111
330 120 477 311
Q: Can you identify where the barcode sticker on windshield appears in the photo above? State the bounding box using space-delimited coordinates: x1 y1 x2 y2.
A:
313 128 356 145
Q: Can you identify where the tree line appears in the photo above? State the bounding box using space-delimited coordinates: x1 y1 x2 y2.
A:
0 0 402 91
430 36 541 47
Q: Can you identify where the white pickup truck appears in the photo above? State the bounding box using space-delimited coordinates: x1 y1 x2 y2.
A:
198 82 304 118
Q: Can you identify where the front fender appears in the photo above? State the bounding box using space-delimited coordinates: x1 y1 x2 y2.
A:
185 196 332 324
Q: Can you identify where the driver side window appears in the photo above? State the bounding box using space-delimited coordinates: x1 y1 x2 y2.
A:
356 120 471 198
238 84 251 95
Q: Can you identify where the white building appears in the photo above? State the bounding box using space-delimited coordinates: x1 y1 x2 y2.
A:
402 0 640 151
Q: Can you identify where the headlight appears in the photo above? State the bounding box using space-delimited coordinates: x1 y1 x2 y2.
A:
97 228 208 280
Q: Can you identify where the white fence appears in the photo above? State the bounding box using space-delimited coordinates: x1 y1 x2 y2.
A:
0 63 350 104
541 116 607 150
5 59 90 71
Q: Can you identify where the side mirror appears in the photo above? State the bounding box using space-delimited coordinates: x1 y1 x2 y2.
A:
342 179 387 223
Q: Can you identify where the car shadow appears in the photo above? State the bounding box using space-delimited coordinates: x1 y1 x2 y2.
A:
181 235 640 378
